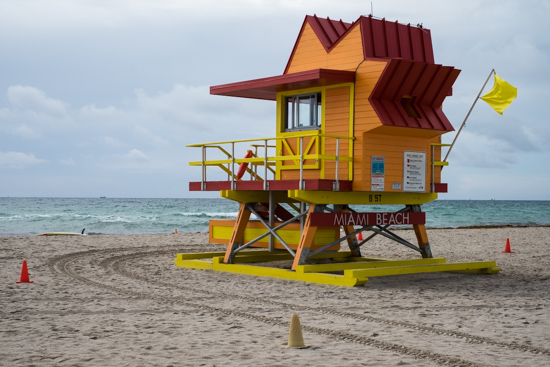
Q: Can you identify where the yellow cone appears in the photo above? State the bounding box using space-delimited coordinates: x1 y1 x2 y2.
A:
286 313 310 348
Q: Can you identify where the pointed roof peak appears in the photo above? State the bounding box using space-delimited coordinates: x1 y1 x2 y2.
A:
284 15 436 74
306 15 354 51
304 14 434 62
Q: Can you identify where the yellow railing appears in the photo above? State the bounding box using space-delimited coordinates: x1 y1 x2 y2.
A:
187 133 354 191
430 143 451 193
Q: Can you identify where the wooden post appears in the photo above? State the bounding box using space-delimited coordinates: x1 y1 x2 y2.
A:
268 191 275 252
410 205 432 258
291 204 317 270
223 202 252 263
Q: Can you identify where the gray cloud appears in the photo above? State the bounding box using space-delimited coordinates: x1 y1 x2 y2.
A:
0 0 548 198
7 86 69 119
0 151 47 168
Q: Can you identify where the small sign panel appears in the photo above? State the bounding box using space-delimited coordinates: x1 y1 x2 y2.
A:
371 155 385 191
403 151 426 192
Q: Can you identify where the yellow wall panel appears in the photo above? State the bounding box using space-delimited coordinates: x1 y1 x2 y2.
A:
209 220 340 251
360 133 443 192
351 60 387 191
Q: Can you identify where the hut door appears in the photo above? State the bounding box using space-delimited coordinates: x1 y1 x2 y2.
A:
279 93 321 180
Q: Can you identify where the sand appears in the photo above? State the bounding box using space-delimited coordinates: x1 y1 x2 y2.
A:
1 227 549 367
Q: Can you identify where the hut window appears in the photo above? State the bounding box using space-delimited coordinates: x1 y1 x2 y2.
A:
284 92 322 131
400 95 421 118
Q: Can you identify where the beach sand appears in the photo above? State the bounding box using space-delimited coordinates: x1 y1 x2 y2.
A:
1 227 549 366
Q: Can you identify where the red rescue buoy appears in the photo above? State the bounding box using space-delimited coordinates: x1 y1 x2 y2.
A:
236 150 253 179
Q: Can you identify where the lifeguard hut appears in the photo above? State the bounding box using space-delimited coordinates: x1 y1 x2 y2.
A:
175 15 499 286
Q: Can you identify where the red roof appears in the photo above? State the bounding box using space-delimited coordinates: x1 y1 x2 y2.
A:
359 16 434 64
305 15 354 51
284 15 435 74
210 69 355 101
210 15 459 132
369 59 460 131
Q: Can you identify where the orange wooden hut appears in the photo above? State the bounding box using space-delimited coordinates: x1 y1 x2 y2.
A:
177 15 499 286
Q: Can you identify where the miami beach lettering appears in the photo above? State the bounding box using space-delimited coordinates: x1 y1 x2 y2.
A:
333 212 410 226
309 212 426 226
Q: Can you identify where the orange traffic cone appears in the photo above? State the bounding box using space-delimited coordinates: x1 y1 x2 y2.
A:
16 260 33 283
357 232 363 241
502 238 514 253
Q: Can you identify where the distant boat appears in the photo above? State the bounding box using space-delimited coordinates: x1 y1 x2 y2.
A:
100 196 107 198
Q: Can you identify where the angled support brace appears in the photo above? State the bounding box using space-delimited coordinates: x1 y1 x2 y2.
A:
337 205 362 257
346 205 414 253
366 225 424 253
309 226 363 257
291 204 328 270
225 204 309 262
247 205 298 256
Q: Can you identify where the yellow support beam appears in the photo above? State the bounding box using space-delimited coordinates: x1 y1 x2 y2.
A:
345 261 500 279
231 251 351 264
296 258 447 273
288 190 438 205
174 251 500 287
316 154 353 162
347 257 392 262
175 258 214 270
211 257 365 287
176 251 227 260
220 190 298 203
177 250 354 263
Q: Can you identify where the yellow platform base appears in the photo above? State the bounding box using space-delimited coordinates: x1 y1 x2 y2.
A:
174 251 500 287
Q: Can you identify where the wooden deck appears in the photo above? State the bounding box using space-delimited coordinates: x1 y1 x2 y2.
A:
189 179 352 191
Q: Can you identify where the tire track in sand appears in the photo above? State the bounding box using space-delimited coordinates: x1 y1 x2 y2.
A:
48 247 548 367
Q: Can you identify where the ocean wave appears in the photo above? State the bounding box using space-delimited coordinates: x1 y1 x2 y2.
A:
0 213 55 221
1 198 547 236
178 212 238 218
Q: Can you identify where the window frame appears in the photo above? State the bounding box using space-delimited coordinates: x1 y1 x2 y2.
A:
283 92 322 132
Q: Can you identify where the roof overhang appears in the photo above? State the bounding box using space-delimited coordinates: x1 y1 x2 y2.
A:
369 59 460 132
210 69 356 101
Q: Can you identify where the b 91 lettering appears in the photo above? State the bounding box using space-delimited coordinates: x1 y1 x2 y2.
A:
368 194 382 203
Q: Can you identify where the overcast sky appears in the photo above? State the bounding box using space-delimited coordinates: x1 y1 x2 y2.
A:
1 0 548 200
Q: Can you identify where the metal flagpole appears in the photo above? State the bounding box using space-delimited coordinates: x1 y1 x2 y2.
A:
442 68 495 165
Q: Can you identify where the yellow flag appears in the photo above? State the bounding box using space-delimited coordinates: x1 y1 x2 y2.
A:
481 73 517 115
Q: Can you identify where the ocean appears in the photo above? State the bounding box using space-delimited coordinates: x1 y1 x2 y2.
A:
0 197 548 236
